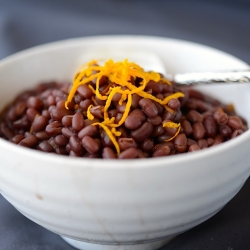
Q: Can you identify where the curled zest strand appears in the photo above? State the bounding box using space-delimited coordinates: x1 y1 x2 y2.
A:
92 122 121 154
163 122 181 141
166 126 181 142
65 59 185 155
87 105 94 120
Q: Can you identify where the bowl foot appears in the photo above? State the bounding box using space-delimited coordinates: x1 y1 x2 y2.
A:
61 236 174 250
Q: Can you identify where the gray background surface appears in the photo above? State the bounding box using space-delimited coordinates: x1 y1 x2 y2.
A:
0 0 250 249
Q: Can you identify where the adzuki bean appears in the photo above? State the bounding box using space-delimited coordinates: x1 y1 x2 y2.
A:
0 77 247 160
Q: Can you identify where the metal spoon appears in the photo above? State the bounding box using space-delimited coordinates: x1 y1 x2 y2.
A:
167 70 250 86
78 49 250 85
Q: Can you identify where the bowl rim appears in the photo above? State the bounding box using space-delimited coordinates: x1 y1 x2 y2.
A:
0 34 249 169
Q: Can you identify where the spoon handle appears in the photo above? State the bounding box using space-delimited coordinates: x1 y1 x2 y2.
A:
173 70 250 85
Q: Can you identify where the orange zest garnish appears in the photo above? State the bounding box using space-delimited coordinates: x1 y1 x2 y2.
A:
65 59 185 155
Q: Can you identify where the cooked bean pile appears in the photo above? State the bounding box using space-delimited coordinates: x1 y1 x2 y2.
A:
0 77 248 159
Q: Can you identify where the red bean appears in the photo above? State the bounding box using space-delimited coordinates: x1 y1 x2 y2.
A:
168 99 180 110
219 125 232 138
139 98 158 118
77 85 93 99
163 120 178 136
187 138 198 146
159 140 176 151
145 80 163 94
0 123 14 139
11 134 25 144
15 101 27 117
54 134 68 146
162 84 173 93
45 121 62 136
102 147 117 159
196 99 213 112
69 136 82 153
56 146 68 155
118 148 138 159
101 131 114 147
174 133 187 153
131 121 153 142
187 89 205 100
152 124 165 137
231 129 244 138
136 149 146 158
94 96 106 106
157 133 172 142
188 144 201 152
115 113 123 124
213 108 228 125
185 99 197 110
140 138 154 152
131 94 142 109
162 111 175 121
152 145 170 157
26 108 40 122
118 138 138 151
79 99 93 111
197 139 208 149
90 105 104 119
181 120 193 136
192 122 205 140
125 109 146 130
147 115 162 126
27 96 43 110
19 135 38 148
116 127 129 138
207 138 215 146
40 88 52 99
41 110 50 119
111 92 122 102
62 127 75 138
7 107 17 122
228 116 243 129
173 109 182 123
84 152 100 158
82 136 100 154
51 108 73 122
78 125 98 139
108 109 118 118
72 112 85 131
211 141 222 147
12 117 30 129
62 115 73 127
187 110 203 123
116 102 127 113
32 115 48 132
46 95 56 106
203 116 217 138
57 98 68 107
69 150 82 157
214 134 224 143
37 141 55 152
154 101 164 115
84 118 100 126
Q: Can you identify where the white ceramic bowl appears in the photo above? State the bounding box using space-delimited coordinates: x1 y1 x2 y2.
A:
0 36 250 250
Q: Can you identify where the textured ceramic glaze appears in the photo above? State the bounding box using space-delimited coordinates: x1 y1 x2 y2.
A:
0 36 250 250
